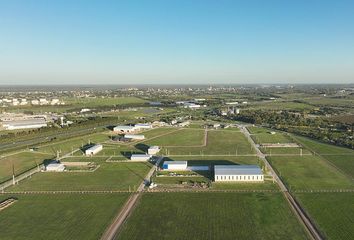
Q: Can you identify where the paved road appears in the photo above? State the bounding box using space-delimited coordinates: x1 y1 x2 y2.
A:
240 125 323 240
100 156 164 240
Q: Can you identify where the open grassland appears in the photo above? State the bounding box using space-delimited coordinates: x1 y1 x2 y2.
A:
144 128 205 146
320 155 354 178
0 152 54 183
247 126 270 134
292 135 354 155
268 155 353 190
0 193 128 240
211 181 278 190
163 130 255 155
295 193 354 240
250 101 315 110
37 132 110 155
64 96 146 107
7 162 151 192
260 147 311 155
251 132 293 144
140 127 178 139
117 192 309 240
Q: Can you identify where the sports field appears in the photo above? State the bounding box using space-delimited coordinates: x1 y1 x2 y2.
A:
295 192 354 240
117 192 309 240
7 162 151 191
0 193 129 240
268 155 353 190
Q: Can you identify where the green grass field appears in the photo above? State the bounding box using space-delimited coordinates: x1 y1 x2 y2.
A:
268 155 353 190
162 130 255 155
251 132 293 144
117 192 309 240
0 152 54 183
7 162 151 191
0 193 128 240
295 193 354 240
144 128 205 146
260 147 311 155
320 155 354 178
292 135 354 155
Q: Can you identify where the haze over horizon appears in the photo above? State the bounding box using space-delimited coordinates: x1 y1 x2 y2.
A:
1 0 354 85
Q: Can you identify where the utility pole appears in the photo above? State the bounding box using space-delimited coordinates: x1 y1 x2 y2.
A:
12 162 15 185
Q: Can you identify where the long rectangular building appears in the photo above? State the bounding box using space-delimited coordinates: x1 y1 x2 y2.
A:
2 118 47 130
85 144 103 156
214 165 263 182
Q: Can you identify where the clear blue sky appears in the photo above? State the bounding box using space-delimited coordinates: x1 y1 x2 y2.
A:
1 0 354 85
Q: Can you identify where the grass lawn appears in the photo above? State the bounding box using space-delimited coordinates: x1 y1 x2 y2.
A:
251 132 293 144
144 128 205 146
260 147 312 155
0 193 129 240
292 135 354 155
211 181 278 191
0 152 54 183
295 193 354 240
7 162 151 191
117 192 309 240
268 155 353 190
320 155 354 178
163 130 255 155
37 133 110 155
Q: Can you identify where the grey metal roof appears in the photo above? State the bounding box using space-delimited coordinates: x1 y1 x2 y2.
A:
214 165 262 175
164 161 187 165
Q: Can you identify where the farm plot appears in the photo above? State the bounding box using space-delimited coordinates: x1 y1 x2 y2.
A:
0 152 54 183
117 192 309 240
295 193 354 240
163 130 255 155
0 193 129 240
7 162 151 192
268 155 353 190
143 128 205 146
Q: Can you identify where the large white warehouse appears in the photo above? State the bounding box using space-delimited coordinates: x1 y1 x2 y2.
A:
85 144 103 156
2 118 47 130
214 165 263 182
124 134 145 140
163 161 188 171
113 125 136 133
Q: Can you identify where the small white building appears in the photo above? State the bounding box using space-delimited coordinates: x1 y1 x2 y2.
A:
148 146 160 155
163 161 188 171
124 134 145 140
134 123 152 130
85 144 103 156
130 154 151 161
113 125 136 133
214 165 263 182
45 163 65 172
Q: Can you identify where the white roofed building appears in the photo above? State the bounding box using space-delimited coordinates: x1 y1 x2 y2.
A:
130 154 151 161
124 134 145 140
163 161 188 171
148 146 160 155
113 125 136 133
45 162 65 172
214 165 263 182
85 144 103 156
